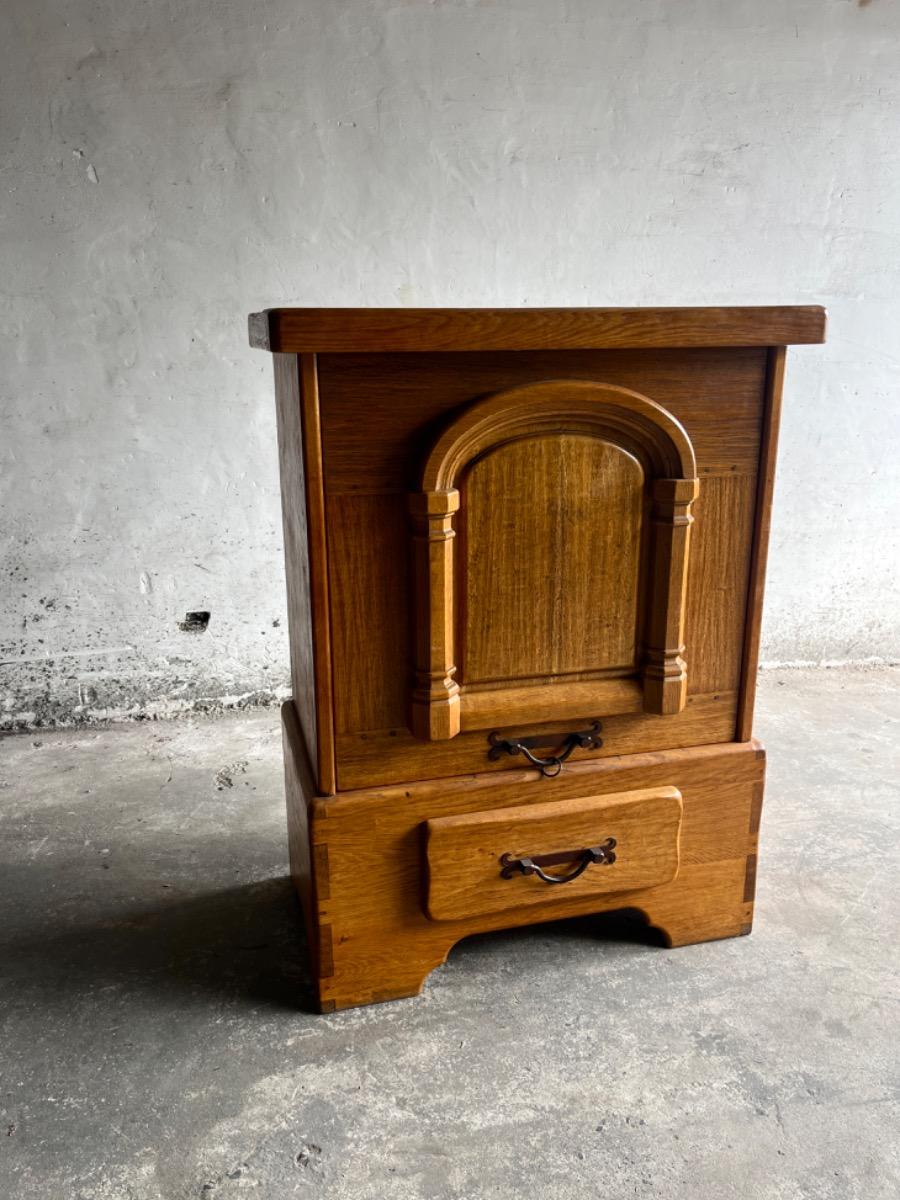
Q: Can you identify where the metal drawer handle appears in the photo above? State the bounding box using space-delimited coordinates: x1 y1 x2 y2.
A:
499 837 617 884
487 723 602 778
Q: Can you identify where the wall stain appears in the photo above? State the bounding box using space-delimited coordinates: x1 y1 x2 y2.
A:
178 611 211 633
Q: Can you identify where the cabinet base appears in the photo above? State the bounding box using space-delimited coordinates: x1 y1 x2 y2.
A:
282 703 764 1013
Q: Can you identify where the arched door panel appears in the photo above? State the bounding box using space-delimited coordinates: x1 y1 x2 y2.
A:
409 380 699 741
460 435 645 684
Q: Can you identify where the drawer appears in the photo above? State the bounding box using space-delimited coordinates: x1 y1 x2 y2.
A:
423 785 682 922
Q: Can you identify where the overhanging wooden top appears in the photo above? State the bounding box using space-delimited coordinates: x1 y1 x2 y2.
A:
248 306 826 354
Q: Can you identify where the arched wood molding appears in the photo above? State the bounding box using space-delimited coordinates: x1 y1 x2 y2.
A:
409 380 700 741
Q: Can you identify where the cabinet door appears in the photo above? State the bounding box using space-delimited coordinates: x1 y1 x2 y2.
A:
409 380 699 740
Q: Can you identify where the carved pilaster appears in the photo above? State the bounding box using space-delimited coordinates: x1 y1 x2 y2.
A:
642 477 700 715
409 489 461 740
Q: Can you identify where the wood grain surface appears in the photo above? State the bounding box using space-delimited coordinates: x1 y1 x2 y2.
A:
736 346 787 741
461 436 644 683
282 708 766 1012
317 347 764 786
425 786 683 922
250 306 826 353
261 310 821 1010
272 355 319 777
317 348 767 492
409 377 699 743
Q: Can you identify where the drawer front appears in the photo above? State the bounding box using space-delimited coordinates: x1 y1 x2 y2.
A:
423 786 682 922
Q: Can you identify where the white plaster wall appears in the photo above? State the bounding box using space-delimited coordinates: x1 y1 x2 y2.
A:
2 0 898 728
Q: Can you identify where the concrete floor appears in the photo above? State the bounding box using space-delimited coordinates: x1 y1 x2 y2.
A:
1 669 898 1200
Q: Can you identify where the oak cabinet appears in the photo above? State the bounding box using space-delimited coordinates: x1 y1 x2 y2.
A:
251 305 825 1012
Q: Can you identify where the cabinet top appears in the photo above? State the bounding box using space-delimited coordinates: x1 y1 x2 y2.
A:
248 305 825 354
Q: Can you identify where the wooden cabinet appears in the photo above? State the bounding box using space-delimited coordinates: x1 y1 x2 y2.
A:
251 305 825 1011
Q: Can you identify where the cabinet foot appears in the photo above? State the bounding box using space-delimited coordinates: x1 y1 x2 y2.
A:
314 933 455 1013
639 889 756 950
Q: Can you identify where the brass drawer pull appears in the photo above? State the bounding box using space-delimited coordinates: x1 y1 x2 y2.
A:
487 722 602 777
499 837 617 884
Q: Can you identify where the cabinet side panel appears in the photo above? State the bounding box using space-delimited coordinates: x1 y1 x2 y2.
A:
299 355 337 793
273 354 317 776
736 347 786 741
274 354 336 793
